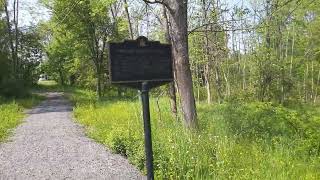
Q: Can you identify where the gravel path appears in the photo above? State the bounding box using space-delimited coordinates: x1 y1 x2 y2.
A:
0 92 144 180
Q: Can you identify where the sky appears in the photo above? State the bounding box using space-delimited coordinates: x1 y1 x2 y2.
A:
11 0 254 52
8 0 51 28
13 0 253 28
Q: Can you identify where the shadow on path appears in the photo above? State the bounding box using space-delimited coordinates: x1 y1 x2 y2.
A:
27 93 72 115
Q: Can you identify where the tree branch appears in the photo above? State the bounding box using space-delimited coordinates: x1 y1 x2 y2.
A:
189 26 262 34
188 19 246 35
142 0 172 12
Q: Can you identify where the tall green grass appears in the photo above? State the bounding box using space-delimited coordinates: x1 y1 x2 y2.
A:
0 94 44 142
71 89 320 179
0 102 23 141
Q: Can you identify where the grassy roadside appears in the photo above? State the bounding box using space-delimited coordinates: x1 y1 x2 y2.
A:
70 88 320 179
0 94 44 142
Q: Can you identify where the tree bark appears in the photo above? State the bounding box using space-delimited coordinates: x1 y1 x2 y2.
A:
141 0 197 128
96 36 107 100
14 0 19 75
304 63 308 102
290 25 295 76
58 68 65 86
259 0 272 101
241 23 247 91
202 0 211 104
96 69 102 100
314 69 320 103
163 6 177 116
311 60 314 100
166 0 198 128
4 0 16 75
123 0 134 39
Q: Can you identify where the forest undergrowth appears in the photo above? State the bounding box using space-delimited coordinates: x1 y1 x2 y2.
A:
70 88 320 179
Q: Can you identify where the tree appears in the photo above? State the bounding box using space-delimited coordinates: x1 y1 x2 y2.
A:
0 0 44 96
46 0 116 99
143 0 198 128
162 5 178 116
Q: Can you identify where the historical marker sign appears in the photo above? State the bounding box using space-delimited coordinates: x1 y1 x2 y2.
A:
109 36 173 89
108 36 173 180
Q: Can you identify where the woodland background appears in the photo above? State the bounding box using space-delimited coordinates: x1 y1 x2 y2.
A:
0 0 320 178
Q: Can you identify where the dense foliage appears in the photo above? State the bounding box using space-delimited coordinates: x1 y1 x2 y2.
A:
0 1 44 97
36 0 320 107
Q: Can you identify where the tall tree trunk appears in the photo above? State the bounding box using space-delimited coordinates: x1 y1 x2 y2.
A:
202 0 211 104
97 70 102 100
224 32 230 97
223 70 230 97
121 0 134 97
214 64 222 104
14 0 19 76
259 0 272 101
241 26 247 91
290 25 295 76
167 0 197 128
58 68 65 86
163 6 177 116
123 0 134 39
314 69 320 103
276 18 284 104
311 60 314 100
196 59 200 102
304 63 308 102
205 64 211 104
142 0 197 128
96 37 107 100
283 28 290 102
4 0 16 75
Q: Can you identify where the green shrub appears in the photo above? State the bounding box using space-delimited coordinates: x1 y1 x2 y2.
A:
0 79 30 98
220 101 302 139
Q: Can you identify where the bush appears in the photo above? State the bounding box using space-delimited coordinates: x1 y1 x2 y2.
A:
0 78 30 98
221 101 302 139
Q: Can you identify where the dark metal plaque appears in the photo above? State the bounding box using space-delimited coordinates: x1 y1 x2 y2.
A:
108 36 173 89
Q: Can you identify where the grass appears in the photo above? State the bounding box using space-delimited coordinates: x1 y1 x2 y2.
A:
37 80 58 86
35 80 70 92
0 94 44 142
0 80 69 142
70 88 320 179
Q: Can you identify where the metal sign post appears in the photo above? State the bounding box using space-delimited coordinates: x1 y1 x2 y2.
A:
141 82 154 179
108 36 173 180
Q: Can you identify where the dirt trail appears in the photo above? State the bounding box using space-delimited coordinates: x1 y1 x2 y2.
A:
0 92 143 180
